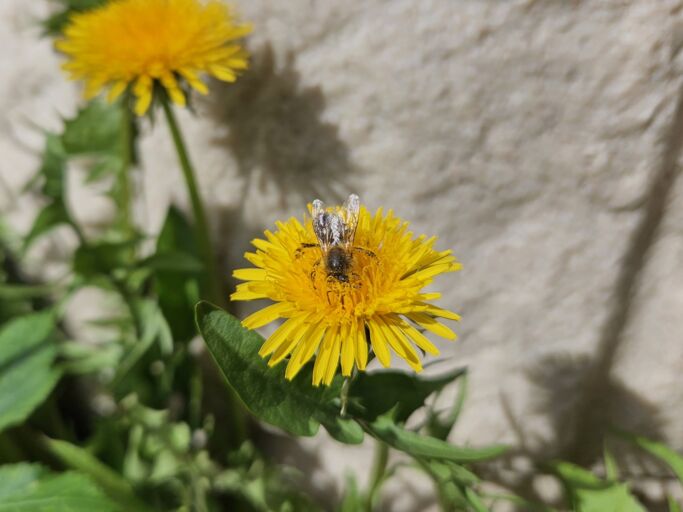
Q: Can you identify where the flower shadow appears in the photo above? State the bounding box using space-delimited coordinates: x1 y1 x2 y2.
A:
205 43 357 210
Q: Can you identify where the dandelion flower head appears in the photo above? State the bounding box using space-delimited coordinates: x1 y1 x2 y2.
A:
232 195 462 386
56 0 251 115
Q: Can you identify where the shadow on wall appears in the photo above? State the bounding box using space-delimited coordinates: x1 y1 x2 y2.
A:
201 42 359 317
205 43 357 211
489 353 669 510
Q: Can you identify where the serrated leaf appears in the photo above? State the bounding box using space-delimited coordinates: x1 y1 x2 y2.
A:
195 302 338 436
366 415 507 463
45 439 151 512
0 311 61 433
0 470 120 511
350 367 466 423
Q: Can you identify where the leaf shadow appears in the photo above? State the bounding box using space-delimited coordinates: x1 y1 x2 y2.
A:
482 352 671 511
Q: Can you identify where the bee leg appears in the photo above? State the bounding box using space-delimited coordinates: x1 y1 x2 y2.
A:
310 259 321 289
296 243 319 259
353 247 376 258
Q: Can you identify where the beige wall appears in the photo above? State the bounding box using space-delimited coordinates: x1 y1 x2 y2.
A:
3 1 683 509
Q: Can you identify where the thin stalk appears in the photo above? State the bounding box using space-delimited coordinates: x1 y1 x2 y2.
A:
161 99 247 445
160 99 222 306
117 99 134 237
340 376 351 417
364 441 389 512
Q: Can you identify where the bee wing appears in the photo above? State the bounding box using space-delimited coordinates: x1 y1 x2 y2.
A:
312 199 333 252
342 194 360 248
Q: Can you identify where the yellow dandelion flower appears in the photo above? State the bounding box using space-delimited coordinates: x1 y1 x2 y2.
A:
231 194 462 386
55 0 251 115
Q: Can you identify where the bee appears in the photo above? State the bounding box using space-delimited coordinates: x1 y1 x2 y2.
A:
297 194 374 284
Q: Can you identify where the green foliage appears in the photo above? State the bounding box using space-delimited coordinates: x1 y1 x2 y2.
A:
349 367 466 423
46 438 152 512
24 100 131 251
0 311 60 433
195 302 339 436
0 464 119 512
616 430 683 483
366 414 507 463
153 207 201 342
551 461 645 512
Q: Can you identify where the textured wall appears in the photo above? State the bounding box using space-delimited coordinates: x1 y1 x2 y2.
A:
3 0 683 510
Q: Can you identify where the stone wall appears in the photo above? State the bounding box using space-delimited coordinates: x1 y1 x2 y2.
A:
3 1 683 509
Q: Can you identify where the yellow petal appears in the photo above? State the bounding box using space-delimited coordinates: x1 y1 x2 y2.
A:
132 75 153 115
340 323 355 376
406 312 457 340
313 326 337 386
367 320 391 368
259 316 303 357
107 80 128 102
242 302 291 330
233 268 267 281
324 335 341 385
355 321 368 370
401 322 440 356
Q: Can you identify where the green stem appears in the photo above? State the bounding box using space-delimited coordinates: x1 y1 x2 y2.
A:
161 99 222 306
340 376 351 417
118 99 134 237
364 441 389 512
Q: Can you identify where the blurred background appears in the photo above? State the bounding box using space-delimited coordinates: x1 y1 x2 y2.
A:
2 0 683 510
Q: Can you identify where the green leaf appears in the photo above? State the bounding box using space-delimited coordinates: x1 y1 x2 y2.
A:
337 474 362 512
0 469 120 511
58 341 122 375
669 497 681 512
195 302 338 436
366 415 507 463
0 464 46 499
603 444 619 481
73 240 137 279
61 100 123 157
551 461 645 512
24 202 70 250
34 134 67 200
153 207 201 342
427 372 468 440
45 439 151 512
350 367 466 423
616 431 683 484
465 487 489 512
322 417 364 445
0 311 61 433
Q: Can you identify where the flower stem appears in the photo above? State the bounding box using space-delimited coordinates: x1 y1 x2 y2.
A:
340 376 352 417
117 99 134 237
364 441 389 512
161 99 222 305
